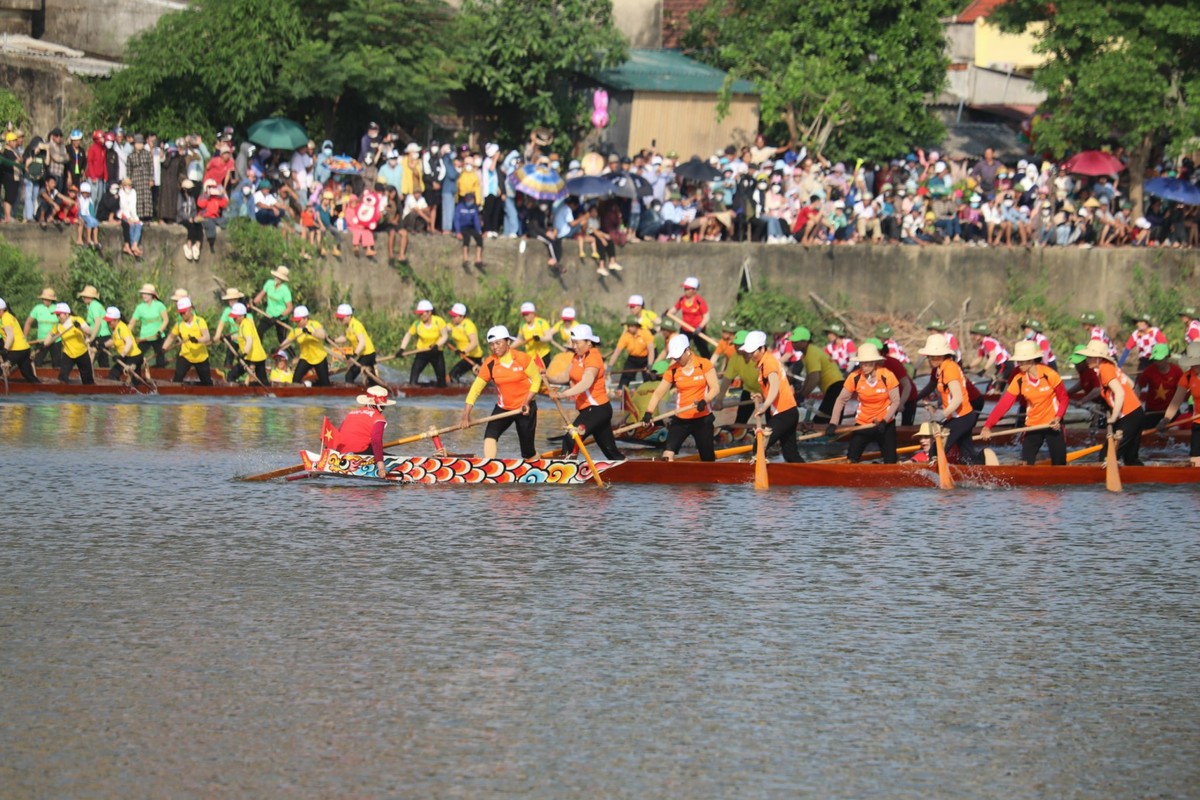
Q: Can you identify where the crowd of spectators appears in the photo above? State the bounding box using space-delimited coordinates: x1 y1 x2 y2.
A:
3 121 1198 271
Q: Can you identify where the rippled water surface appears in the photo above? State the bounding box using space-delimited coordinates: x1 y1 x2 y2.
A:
2 398 1199 798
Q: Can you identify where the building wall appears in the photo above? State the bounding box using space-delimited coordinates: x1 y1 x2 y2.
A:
973 19 1045 72
612 0 661 49
0 58 93 137
40 0 185 59
628 92 757 159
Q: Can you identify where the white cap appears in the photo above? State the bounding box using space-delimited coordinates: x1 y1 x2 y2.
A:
54 302 71 314
79 182 92 193
449 302 467 317
230 302 247 316
104 305 121 321
176 297 192 311
934 162 946 174
833 200 845 208
682 277 699 289
569 323 599 343
292 304 309 318
485 143 499 157
405 142 420 154
651 155 663 165
0 297 6 311
387 150 400 159
628 294 644 307
520 301 536 314
486 325 513 342
415 299 433 313
666 334 690 360
336 303 353 317
739 330 767 353
561 306 576 320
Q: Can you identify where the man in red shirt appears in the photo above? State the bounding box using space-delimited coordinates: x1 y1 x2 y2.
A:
330 385 395 478
1136 343 1182 425
666 276 712 359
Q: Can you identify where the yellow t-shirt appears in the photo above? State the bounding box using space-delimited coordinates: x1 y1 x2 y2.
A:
407 316 447 350
519 316 551 360
802 344 844 392
345 317 376 357
548 320 575 346
269 366 294 384
289 319 328 364
171 315 210 364
109 320 142 358
634 308 660 332
1 310 30 352
448 318 483 358
236 317 266 362
52 316 90 359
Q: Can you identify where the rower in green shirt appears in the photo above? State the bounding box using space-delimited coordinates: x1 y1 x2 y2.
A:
130 283 170 367
24 287 61 368
78 285 111 368
791 325 845 424
713 329 763 436
253 265 293 349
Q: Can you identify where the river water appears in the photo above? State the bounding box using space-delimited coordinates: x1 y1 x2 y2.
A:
2 396 1198 798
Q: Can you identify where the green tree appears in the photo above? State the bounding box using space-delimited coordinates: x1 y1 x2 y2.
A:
0 236 45 319
991 0 1200 212
86 0 462 142
0 89 30 133
682 0 951 158
456 0 628 148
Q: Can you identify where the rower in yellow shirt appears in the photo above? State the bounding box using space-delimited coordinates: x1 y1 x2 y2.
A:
626 294 660 334
269 351 294 385
227 302 268 385
47 301 95 384
446 302 483 383
398 298 449 386
334 303 381 387
281 305 331 386
162 297 213 385
512 301 551 366
791 325 845 424
103 306 144 381
547 307 578 350
0 296 39 382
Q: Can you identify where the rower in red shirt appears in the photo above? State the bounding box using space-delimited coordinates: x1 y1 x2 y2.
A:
1136 343 1182 424
1156 341 1200 465
329 385 395 478
1066 345 1102 400
667 276 712 358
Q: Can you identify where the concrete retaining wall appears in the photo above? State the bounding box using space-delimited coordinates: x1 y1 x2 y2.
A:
2 224 1195 323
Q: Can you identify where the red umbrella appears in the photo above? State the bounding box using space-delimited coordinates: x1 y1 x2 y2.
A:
1061 150 1126 176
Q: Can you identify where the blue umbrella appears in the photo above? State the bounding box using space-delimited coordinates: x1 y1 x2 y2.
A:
565 175 617 200
507 164 566 201
1144 177 1200 206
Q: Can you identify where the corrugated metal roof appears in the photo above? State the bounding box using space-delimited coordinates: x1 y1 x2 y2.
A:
594 49 757 95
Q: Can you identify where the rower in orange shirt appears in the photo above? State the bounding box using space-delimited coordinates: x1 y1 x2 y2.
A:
712 320 738 371
918 333 982 465
1156 341 1200 466
607 315 656 387
739 330 802 462
643 334 720 461
980 339 1070 464
460 325 540 458
330 385 395 478
1079 339 1145 465
828 342 901 463
549 323 624 461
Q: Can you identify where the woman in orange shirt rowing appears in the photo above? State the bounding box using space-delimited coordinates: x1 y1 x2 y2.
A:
1079 338 1145 465
980 339 1070 464
460 325 540 458
828 342 902 463
549 323 625 461
740 329 803 462
643 334 721 461
918 333 982 465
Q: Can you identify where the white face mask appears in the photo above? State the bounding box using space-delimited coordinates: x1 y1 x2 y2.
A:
105 141 113 150
242 186 252 196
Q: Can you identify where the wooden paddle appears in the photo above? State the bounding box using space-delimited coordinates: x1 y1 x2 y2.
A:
543 377 605 489
974 423 1053 441
0 359 9 395
797 422 874 442
1044 414 1199 466
219 338 272 391
101 343 157 391
934 424 954 490
754 417 768 491
809 444 923 464
241 408 522 482
345 355 388 388
665 312 720 347
612 402 698 436
678 444 752 462
1105 429 1122 493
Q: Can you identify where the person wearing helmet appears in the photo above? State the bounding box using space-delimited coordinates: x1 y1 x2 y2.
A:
875 324 909 365
1021 318 1057 372
1135 343 1181 424
162 297 213 385
460 325 540 459
280 305 331 386
713 330 762 439
1119 313 1167 370
741 330 803 462
981 339 1070 464
789 325 844 424
1079 311 1115 357
607 315 656 388
828 342 901 462
1181 306 1200 344
967 322 1012 385
822 322 857 374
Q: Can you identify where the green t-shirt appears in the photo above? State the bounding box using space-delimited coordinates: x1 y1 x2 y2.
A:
132 299 168 339
722 352 762 393
28 302 58 340
218 306 235 334
261 279 292 318
85 299 110 337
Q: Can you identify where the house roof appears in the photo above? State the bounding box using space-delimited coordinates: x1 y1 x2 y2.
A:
955 0 1008 24
594 49 757 95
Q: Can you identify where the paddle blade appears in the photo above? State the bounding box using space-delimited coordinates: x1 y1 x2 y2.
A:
754 428 768 491
242 462 306 482
1105 436 1123 493
1064 443 1105 464
934 433 954 490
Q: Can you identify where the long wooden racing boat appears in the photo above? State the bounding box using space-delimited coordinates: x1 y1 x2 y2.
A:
298 449 611 485
293 451 1199 488
1 379 472 399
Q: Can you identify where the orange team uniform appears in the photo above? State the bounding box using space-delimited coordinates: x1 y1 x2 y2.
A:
756 351 797 413
844 368 899 423
568 348 609 410
714 339 736 362
663 357 715 419
1178 368 1200 408
616 328 653 358
935 359 973 418
477 350 538 410
1097 361 1142 417
1000 366 1065 426
331 408 386 453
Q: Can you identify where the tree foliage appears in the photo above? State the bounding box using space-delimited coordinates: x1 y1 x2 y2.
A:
87 0 461 142
992 0 1200 210
682 0 951 159
456 0 628 148
0 89 30 133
